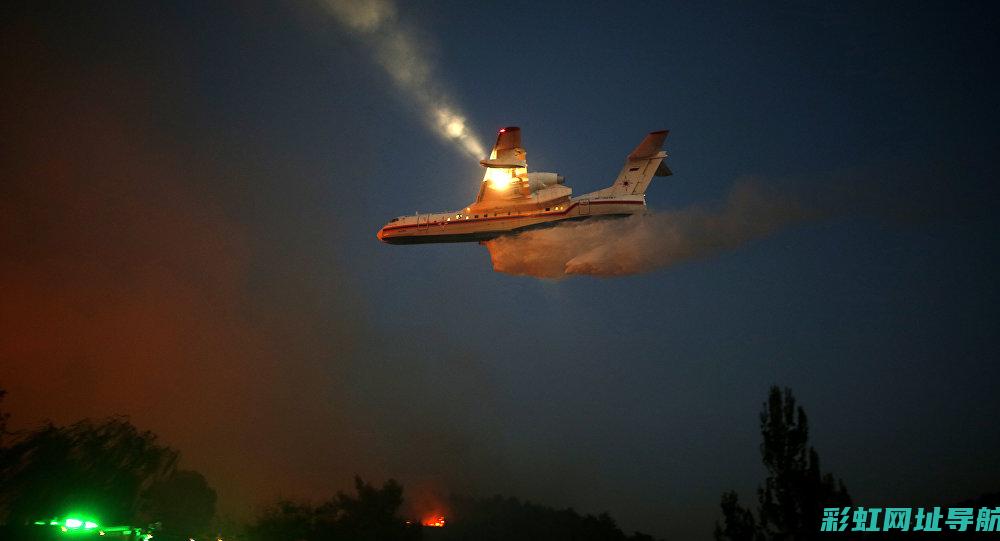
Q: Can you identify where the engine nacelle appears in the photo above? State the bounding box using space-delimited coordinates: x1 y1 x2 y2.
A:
527 172 564 192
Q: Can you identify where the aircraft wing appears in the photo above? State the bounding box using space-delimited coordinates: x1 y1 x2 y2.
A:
476 127 531 205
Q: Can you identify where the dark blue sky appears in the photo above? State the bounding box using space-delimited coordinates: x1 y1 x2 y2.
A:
2 1 998 539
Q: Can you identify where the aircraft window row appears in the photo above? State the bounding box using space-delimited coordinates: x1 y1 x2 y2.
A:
439 210 517 221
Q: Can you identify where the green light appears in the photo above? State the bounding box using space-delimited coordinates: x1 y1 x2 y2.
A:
65 519 83 529
34 521 46 525
84 521 98 529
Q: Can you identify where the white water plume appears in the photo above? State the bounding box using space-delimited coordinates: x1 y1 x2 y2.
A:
485 181 820 278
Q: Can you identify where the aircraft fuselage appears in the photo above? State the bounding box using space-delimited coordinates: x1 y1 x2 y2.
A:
377 195 645 244
377 127 670 245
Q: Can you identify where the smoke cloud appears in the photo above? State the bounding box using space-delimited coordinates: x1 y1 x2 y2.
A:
0 9 508 519
486 181 820 278
321 0 485 158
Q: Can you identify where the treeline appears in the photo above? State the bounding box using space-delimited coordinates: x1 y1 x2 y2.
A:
0 389 217 538
247 483 660 541
438 494 658 541
245 477 420 541
0 387 659 540
12 384 988 540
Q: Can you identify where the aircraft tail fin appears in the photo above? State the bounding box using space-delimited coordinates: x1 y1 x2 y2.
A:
480 127 527 168
608 130 671 195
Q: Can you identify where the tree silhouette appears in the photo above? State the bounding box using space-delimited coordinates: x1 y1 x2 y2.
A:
140 469 217 536
247 477 419 541
247 499 318 541
714 491 762 541
247 480 663 541
329 477 406 532
0 417 178 525
0 392 215 537
715 386 850 541
441 494 661 541
325 476 416 540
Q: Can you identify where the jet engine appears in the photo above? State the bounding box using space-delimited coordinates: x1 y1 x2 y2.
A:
527 172 564 192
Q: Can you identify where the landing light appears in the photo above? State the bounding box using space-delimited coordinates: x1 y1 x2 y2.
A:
484 167 513 189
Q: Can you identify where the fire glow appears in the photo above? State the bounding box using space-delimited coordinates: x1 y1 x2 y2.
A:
421 515 446 527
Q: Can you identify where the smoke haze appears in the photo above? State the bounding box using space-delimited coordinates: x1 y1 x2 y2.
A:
320 0 485 158
3 4 996 540
0 4 505 520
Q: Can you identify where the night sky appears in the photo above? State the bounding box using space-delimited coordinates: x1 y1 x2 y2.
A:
2 2 998 539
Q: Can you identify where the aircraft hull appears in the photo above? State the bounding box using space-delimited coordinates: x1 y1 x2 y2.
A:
378 199 644 245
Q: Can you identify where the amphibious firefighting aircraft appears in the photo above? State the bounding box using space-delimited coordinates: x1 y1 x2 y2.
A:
376 127 671 244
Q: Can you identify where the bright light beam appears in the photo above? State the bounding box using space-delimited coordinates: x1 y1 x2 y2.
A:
321 0 485 159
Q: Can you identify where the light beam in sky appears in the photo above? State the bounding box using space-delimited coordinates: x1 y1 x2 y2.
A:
321 0 485 159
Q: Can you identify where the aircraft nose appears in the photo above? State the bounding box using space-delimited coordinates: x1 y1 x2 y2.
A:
376 228 385 242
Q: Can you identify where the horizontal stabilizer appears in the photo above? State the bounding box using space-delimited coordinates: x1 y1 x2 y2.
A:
480 158 527 168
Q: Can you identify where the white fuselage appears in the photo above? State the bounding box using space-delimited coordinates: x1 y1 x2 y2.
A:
377 194 645 244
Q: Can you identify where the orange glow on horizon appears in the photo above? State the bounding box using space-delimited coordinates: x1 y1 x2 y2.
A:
421 515 446 527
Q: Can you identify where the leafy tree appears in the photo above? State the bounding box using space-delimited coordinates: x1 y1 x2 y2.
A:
329 477 405 532
0 416 178 525
0 389 217 534
140 469 217 536
247 499 318 541
714 491 762 541
715 386 851 541
247 477 418 541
